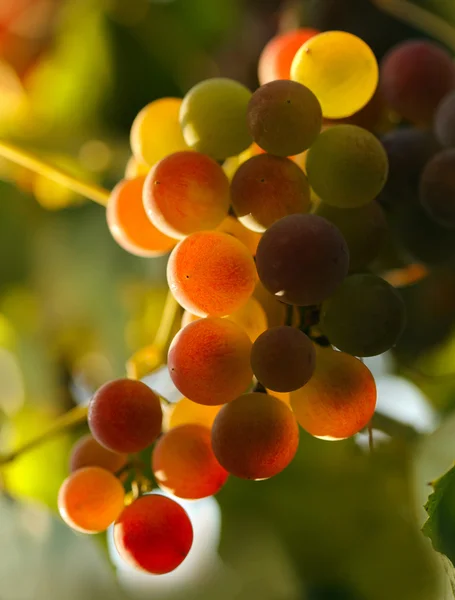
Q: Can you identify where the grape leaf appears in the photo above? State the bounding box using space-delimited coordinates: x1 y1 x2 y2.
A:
423 465 455 567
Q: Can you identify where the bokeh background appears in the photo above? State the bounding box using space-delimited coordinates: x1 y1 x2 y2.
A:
1 0 455 598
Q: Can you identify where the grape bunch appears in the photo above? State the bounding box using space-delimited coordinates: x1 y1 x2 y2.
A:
57 26 455 576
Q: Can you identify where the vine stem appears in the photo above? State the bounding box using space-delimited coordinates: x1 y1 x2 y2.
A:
0 140 110 206
371 0 455 52
0 405 89 466
153 290 179 355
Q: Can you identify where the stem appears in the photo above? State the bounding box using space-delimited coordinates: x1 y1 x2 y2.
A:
371 0 455 52
0 405 88 466
0 140 110 206
285 304 294 327
153 290 179 354
368 421 374 453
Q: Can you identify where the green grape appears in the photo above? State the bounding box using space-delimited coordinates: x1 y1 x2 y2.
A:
320 274 406 357
306 125 388 208
247 80 322 156
231 154 311 232
179 78 253 160
315 201 387 271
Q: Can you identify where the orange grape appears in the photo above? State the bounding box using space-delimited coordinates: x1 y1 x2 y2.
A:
106 176 176 257
88 379 162 453
167 397 222 430
143 151 229 239
290 348 377 440
291 31 378 119
231 154 311 232
69 434 127 474
181 297 267 342
167 231 257 317
114 494 193 574
130 98 188 167
211 392 299 479
58 467 124 533
251 326 315 392
216 216 262 255
168 317 253 406
258 28 320 85
152 424 228 499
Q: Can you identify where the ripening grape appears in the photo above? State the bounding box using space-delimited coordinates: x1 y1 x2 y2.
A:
168 317 253 406
182 296 267 342
179 78 253 160
247 80 322 156
291 348 376 440
69 434 127 474
256 214 349 306
124 156 149 179
167 231 257 317
152 424 228 499
114 494 193 574
216 216 262 255
320 274 406 357
167 397 221 430
143 151 229 239
253 280 286 328
251 326 315 393
106 177 175 257
231 154 311 232
378 128 441 211
258 28 319 85
211 392 299 479
58 467 125 534
315 201 387 272
380 41 455 125
435 91 455 148
88 379 162 453
324 87 387 134
291 31 379 119
306 125 388 208
420 149 455 228
130 98 188 167
222 143 264 181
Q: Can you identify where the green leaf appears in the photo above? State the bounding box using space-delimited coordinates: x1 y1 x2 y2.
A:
423 465 455 565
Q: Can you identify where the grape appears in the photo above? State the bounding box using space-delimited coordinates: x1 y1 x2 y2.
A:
256 214 349 306
435 91 455 148
182 296 267 342
291 31 378 119
58 467 124 534
378 128 441 211
253 281 286 328
290 347 377 440
143 151 229 239
306 125 388 208
106 176 176 257
69 434 127 474
167 231 257 317
420 149 455 228
152 424 228 499
320 274 406 357
130 98 188 167
231 154 311 232
216 216 262 255
211 392 299 479
168 317 252 406
114 494 193 574
258 28 319 85
222 143 264 181
315 201 387 272
179 78 252 160
167 397 221 430
324 87 387 134
251 326 315 393
268 390 291 406
247 80 322 156
124 156 149 179
380 41 455 126
88 379 162 453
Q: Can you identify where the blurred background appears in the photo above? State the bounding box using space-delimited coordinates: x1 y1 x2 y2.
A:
1 0 455 598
